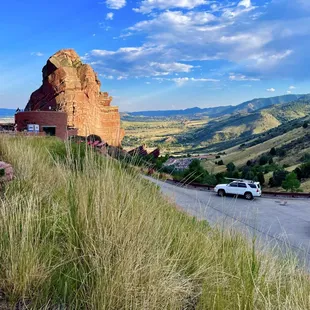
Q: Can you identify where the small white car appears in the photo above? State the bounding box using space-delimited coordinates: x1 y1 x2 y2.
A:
214 180 262 200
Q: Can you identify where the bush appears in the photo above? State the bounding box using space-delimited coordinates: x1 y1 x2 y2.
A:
226 162 236 172
259 155 269 166
257 172 265 185
269 147 277 156
183 159 208 184
269 170 289 187
282 172 301 192
300 153 310 162
217 160 224 165
303 121 308 129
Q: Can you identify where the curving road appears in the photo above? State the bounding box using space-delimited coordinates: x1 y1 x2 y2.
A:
145 176 310 265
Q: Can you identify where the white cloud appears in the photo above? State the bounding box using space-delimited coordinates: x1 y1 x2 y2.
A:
287 90 292 94
99 74 114 79
106 12 114 20
154 77 219 86
134 0 208 13
150 62 193 75
86 0 310 81
238 0 251 9
229 74 260 81
266 88 276 92
31 52 44 57
289 85 296 89
106 0 126 9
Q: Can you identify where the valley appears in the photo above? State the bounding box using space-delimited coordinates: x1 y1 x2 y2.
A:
122 94 310 192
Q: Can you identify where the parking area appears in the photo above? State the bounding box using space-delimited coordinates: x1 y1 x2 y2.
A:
145 176 310 265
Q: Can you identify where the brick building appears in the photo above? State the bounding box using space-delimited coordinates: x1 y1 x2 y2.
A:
15 111 77 140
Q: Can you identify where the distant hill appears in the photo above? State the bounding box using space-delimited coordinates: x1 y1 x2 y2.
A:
177 94 310 149
0 109 16 118
125 94 303 119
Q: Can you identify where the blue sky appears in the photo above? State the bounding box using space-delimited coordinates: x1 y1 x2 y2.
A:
1 0 310 111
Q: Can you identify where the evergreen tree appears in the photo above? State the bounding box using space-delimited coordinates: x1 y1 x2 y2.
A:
270 147 277 156
282 172 301 192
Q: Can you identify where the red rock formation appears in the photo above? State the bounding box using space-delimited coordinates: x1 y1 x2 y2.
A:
25 49 124 146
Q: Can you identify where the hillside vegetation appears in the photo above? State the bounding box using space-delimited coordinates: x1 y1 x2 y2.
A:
124 94 302 119
177 94 310 149
0 136 310 308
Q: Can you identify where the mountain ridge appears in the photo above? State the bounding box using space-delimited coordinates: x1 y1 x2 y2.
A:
124 94 304 118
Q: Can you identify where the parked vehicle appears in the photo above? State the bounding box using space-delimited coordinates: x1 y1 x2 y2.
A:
214 179 261 200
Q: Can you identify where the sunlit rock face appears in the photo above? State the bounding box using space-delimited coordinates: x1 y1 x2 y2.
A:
25 49 124 146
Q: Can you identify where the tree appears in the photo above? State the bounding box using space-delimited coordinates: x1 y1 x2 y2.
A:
218 160 224 165
226 162 236 172
246 160 252 166
282 172 301 192
257 172 265 185
303 121 308 129
269 170 289 187
183 159 208 183
259 155 269 166
270 147 277 156
268 157 274 164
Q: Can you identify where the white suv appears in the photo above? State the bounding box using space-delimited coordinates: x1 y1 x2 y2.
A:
214 180 262 200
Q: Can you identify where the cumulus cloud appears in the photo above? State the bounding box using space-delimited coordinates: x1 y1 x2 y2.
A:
289 85 296 89
106 0 126 9
134 0 208 13
89 46 196 77
266 88 276 92
287 90 292 94
238 0 251 9
86 0 310 80
106 12 114 20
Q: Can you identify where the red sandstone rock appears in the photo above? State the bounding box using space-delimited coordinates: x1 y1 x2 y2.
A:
25 49 124 146
0 162 13 182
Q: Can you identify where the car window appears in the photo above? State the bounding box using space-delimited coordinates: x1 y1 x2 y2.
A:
238 183 247 188
249 184 257 189
229 182 238 187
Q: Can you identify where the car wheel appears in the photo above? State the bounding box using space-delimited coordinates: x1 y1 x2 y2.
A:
245 192 253 200
218 189 225 197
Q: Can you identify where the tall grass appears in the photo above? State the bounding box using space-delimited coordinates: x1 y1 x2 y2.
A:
0 136 309 309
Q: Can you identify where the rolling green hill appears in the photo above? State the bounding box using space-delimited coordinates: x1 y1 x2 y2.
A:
123 94 302 119
176 94 310 150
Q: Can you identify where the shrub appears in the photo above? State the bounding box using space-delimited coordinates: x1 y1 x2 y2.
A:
303 121 308 129
226 162 236 172
257 172 265 185
282 172 301 192
269 170 289 187
259 155 269 166
269 147 277 156
217 160 224 165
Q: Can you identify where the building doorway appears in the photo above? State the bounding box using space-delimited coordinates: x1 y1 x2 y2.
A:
42 126 56 136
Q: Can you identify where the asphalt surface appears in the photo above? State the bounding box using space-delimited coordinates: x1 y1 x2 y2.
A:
145 176 310 265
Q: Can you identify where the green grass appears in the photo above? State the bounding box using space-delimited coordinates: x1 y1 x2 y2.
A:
0 136 309 308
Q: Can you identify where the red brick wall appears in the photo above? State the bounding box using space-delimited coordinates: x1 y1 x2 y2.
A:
15 111 68 140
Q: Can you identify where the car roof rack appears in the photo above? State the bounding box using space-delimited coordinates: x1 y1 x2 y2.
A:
225 177 256 183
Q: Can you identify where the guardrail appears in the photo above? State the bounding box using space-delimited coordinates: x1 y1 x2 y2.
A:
166 179 310 198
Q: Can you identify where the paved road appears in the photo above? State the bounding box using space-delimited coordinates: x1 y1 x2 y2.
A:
146 177 310 265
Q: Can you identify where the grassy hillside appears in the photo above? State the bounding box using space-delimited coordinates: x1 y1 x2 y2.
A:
175 95 310 153
178 111 281 146
124 94 302 119
0 136 310 308
267 94 310 122
122 118 209 152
